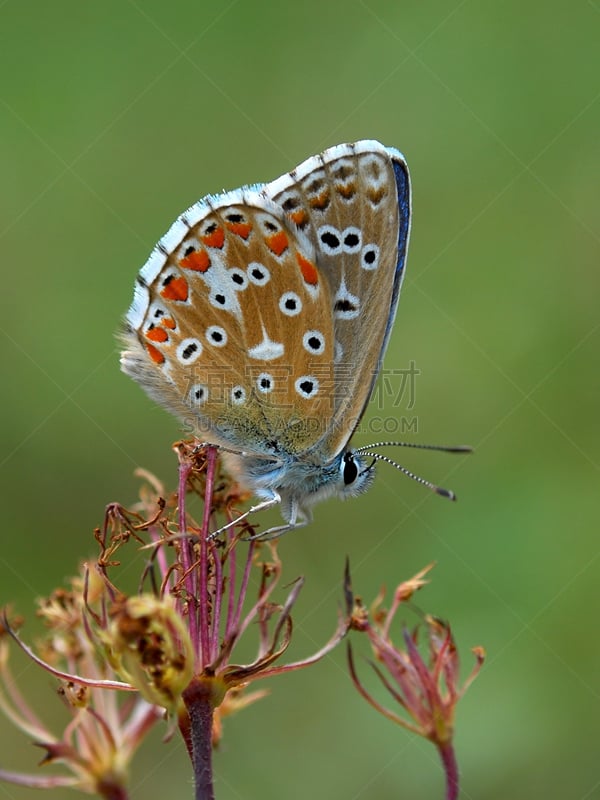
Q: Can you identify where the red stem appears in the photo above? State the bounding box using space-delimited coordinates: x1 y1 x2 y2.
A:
182 680 215 800
178 458 199 649
198 446 218 663
438 741 459 800
97 779 129 800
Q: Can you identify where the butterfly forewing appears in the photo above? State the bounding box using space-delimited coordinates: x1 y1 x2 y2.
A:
266 141 410 459
121 196 337 456
122 140 410 472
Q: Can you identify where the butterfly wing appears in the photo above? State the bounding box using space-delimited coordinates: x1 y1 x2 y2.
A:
121 191 338 458
265 140 411 459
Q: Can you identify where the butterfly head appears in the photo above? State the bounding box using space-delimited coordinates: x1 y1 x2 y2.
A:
295 449 377 509
303 439 470 511
222 446 376 511
337 450 376 499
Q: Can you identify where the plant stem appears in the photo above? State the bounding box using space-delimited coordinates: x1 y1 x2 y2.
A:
183 680 215 800
438 741 459 800
98 780 129 800
198 446 218 663
178 456 199 649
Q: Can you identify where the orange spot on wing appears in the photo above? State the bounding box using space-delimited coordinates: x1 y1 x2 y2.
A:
180 249 211 272
266 230 289 256
145 342 165 364
367 187 386 204
160 276 189 302
202 227 225 248
290 209 309 226
309 190 330 210
146 327 168 343
226 221 252 239
161 316 176 329
336 182 356 199
296 252 318 285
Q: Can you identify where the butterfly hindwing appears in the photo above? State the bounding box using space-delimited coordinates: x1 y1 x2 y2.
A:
266 140 411 459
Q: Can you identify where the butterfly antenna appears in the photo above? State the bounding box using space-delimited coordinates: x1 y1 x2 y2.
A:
355 441 472 455
359 451 458 500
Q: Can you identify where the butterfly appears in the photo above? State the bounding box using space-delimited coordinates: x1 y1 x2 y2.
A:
121 140 467 538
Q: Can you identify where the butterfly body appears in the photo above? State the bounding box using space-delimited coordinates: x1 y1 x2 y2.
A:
221 446 375 534
121 140 411 535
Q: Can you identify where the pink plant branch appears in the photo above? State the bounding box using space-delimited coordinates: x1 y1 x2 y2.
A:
348 566 484 800
2 615 134 692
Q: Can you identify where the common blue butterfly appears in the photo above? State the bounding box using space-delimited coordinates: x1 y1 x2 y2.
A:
121 141 466 538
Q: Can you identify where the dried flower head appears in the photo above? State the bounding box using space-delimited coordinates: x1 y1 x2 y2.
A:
109 593 195 712
0 585 159 799
348 565 484 800
0 442 353 799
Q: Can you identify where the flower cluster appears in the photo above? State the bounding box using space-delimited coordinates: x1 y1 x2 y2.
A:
0 444 483 800
0 580 159 799
0 443 352 799
349 565 485 800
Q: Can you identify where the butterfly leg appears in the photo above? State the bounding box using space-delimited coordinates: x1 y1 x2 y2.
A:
247 502 312 542
207 490 282 541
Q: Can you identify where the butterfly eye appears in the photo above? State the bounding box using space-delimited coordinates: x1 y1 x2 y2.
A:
342 453 359 486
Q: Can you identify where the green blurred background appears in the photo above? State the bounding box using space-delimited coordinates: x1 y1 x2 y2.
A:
1 2 598 798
